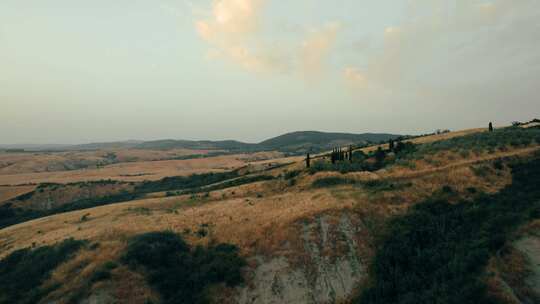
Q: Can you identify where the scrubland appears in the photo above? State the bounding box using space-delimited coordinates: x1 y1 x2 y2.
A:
0 126 539 304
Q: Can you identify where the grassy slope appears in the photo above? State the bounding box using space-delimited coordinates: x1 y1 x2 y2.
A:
0 126 538 303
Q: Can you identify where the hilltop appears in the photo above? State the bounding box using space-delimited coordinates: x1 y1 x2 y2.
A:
0 125 539 304
0 131 402 154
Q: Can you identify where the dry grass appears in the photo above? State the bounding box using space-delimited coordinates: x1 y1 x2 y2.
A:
361 128 486 154
1 144 528 261
485 220 540 304
0 185 35 205
41 240 159 304
0 152 293 186
0 149 221 175
0 142 533 303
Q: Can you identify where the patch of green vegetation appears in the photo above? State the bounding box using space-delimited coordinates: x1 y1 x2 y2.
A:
312 177 355 188
89 261 118 284
122 231 246 304
126 207 152 216
356 154 540 304
181 175 275 195
171 151 232 160
312 177 411 194
310 142 418 174
0 238 86 304
135 171 240 194
283 170 301 180
362 180 412 192
0 171 261 230
410 127 540 159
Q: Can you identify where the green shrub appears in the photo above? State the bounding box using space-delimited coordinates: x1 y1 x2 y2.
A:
312 177 354 188
122 231 246 304
89 266 113 283
0 238 85 304
284 170 300 180
355 155 540 304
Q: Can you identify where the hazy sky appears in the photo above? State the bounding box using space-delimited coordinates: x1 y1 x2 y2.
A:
1 0 539 144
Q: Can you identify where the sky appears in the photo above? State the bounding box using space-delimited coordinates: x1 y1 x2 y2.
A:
1 0 539 144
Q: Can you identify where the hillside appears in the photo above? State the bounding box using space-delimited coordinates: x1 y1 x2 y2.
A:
1 131 402 154
135 131 401 153
0 126 539 304
257 131 399 153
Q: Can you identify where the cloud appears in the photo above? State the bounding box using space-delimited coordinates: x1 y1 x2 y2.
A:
195 0 340 76
343 66 367 88
195 0 289 72
344 0 540 100
301 23 341 77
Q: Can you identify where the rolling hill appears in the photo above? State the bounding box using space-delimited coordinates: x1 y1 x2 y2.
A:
133 131 401 153
2 126 538 304
1 131 402 154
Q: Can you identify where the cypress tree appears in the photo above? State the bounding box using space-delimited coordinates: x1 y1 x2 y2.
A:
306 153 311 168
489 122 494 132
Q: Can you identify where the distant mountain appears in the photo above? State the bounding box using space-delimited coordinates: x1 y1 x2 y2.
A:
1 131 402 154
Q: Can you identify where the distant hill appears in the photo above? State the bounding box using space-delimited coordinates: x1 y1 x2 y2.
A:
257 131 400 153
1 131 402 154
69 140 144 151
133 131 401 153
134 139 255 151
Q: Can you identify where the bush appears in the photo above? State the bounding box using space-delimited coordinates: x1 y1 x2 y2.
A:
312 177 354 188
122 231 246 304
284 170 300 180
355 155 540 304
89 260 119 284
0 238 85 304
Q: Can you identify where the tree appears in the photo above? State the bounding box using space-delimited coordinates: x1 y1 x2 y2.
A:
389 139 395 151
489 122 494 132
306 153 311 168
375 146 386 164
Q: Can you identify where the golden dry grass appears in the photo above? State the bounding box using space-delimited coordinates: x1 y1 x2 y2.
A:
2 143 532 261
0 149 223 175
0 142 534 304
0 185 35 205
0 152 293 186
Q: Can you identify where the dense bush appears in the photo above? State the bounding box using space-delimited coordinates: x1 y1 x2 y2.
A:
0 238 85 304
122 231 246 304
356 154 540 304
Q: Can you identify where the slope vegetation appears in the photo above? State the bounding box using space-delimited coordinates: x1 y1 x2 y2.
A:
0 126 539 304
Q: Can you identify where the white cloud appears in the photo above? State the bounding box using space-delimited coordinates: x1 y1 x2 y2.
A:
195 0 340 75
301 23 341 77
345 0 540 102
343 66 367 88
195 0 287 72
